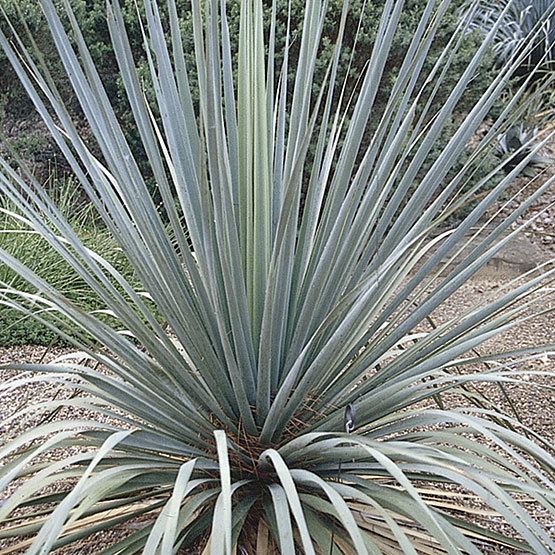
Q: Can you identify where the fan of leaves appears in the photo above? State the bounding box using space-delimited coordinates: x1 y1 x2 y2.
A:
0 0 554 552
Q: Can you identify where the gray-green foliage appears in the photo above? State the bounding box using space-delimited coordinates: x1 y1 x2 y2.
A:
468 0 555 69
0 0 554 553
496 123 554 177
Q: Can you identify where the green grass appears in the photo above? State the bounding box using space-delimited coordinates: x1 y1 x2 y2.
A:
0 178 140 346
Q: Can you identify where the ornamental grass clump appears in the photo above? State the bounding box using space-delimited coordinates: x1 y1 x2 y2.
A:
0 0 554 553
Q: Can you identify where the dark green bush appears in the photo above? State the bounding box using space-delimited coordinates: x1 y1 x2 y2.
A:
0 0 498 181
0 311 62 346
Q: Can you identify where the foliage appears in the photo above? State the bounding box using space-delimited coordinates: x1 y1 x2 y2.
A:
0 178 140 346
495 123 554 177
467 0 555 70
1 0 555 553
512 67 555 127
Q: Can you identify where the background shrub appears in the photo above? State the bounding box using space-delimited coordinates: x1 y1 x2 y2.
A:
0 0 498 184
467 0 555 72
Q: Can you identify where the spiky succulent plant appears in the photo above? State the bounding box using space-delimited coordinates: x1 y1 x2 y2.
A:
496 123 553 176
0 0 554 553
468 0 555 68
